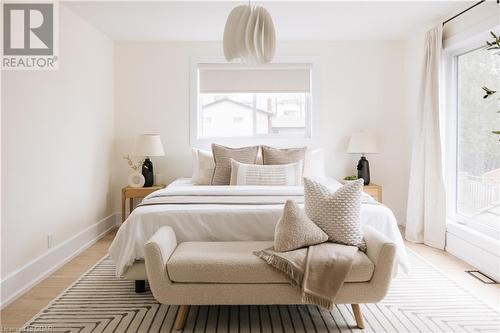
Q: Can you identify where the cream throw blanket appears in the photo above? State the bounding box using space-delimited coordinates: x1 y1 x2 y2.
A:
254 243 357 309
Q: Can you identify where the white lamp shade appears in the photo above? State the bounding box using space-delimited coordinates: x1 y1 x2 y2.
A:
134 134 165 157
223 5 276 64
347 133 379 154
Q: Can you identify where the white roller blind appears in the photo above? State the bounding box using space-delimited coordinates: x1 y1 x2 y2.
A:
199 63 311 93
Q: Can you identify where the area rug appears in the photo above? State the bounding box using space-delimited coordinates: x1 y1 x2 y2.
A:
23 251 499 332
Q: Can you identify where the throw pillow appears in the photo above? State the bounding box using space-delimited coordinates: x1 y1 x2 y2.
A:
303 149 326 180
230 159 303 186
274 199 328 252
211 144 259 185
304 178 366 251
261 146 307 165
191 148 215 185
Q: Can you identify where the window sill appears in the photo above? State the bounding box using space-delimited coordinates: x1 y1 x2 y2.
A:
446 220 500 257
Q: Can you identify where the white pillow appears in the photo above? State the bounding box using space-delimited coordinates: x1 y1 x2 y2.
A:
303 148 326 180
230 159 303 186
191 148 215 185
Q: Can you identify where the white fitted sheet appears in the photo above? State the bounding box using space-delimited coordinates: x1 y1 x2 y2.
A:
109 178 409 276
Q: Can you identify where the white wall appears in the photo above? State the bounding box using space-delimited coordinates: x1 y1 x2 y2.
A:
114 40 410 223
1 5 114 279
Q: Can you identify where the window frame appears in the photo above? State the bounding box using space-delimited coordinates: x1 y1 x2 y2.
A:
443 28 499 228
189 56 320 149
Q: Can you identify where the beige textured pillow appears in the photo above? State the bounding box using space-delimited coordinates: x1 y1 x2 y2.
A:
304 178 366 251
211 144 259 185
262 146 307 165
230 159 303 186
275 200 328 252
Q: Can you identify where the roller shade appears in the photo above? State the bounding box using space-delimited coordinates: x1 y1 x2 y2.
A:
199 64 311 93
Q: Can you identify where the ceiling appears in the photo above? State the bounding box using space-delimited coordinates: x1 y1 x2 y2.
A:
65 1 471 41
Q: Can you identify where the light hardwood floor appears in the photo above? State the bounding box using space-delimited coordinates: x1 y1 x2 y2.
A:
1 228 499 329
0 229 118 329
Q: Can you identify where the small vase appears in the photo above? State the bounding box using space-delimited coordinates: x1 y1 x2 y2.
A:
128 171 145 188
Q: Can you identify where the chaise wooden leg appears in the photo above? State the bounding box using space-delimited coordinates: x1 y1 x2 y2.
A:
351 304 365 329
174 305 190 330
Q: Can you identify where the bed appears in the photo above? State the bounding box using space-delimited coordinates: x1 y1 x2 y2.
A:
109 178 410 278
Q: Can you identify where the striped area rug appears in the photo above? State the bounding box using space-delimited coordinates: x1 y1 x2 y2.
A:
23 251 499 332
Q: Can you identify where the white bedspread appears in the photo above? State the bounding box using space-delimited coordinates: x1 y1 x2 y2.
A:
109 178 409 276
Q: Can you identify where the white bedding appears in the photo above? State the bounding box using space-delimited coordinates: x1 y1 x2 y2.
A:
109 178 409 276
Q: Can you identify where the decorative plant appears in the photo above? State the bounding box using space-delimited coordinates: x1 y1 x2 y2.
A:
343 175 358 181
485 31 500 54
123 154 145 171
482 32 500 140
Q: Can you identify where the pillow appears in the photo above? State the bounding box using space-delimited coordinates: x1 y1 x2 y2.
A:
211 144 259 185
304 178 366 251
303 149 326 180
261 146 307 165
274 199 328 252
261 146 326 179
230 159 303 186
191 148 215 185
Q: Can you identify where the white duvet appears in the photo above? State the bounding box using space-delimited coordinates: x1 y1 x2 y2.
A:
109 178 409 276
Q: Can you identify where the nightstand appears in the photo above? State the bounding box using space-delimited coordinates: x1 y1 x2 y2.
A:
121 185 165 222
363 183 382 202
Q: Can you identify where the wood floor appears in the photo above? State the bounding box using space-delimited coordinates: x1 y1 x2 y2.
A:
1 228 499 330
0 229 118 329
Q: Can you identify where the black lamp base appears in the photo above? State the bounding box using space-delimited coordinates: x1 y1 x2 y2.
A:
142 158 154 187
357 156 370 185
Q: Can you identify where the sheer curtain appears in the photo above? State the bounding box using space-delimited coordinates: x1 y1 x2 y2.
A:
405 25 447 249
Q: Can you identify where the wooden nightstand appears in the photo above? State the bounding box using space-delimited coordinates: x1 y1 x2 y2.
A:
121 185 165 222
363 183 382 202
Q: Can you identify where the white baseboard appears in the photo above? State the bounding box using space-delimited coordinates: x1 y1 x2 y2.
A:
0 212 121 309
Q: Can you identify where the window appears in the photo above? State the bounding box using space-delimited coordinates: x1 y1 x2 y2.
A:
199 92 309 138
194 63 312 139
451 39 500 232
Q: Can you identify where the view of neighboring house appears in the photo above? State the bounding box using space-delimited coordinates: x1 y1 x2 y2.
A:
200 98 272 137
200 94 308 138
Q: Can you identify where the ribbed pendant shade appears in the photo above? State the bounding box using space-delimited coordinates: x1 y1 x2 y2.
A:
223 5 276 64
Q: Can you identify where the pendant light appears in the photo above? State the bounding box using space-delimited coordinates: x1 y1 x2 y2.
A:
223 3 276 64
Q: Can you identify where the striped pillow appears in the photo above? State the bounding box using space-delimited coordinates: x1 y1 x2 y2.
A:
230 159 303 186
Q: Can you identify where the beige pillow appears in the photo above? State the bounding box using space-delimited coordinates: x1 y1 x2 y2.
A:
275 200 328 252
262 146 307 165
211 144 259 185
191 148 215 185
230 159 303 186
304 178 366 251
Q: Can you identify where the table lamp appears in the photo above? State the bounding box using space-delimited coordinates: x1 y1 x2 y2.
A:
134 134 165 187
347 132 378 185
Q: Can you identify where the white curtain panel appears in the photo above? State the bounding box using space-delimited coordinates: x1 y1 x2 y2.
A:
405 25 447 249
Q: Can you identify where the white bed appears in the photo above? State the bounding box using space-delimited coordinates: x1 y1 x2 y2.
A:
109 178 409 277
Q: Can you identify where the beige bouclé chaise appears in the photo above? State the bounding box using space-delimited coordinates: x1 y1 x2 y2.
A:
144 225 396 330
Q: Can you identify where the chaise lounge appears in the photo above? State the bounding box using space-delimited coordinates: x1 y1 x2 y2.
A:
144 225 397 330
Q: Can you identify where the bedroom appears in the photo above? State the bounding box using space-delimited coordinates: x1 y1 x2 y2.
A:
1 0 499 331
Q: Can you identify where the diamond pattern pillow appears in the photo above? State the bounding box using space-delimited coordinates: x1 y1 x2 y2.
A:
304 178 366 251
274 200 328 252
